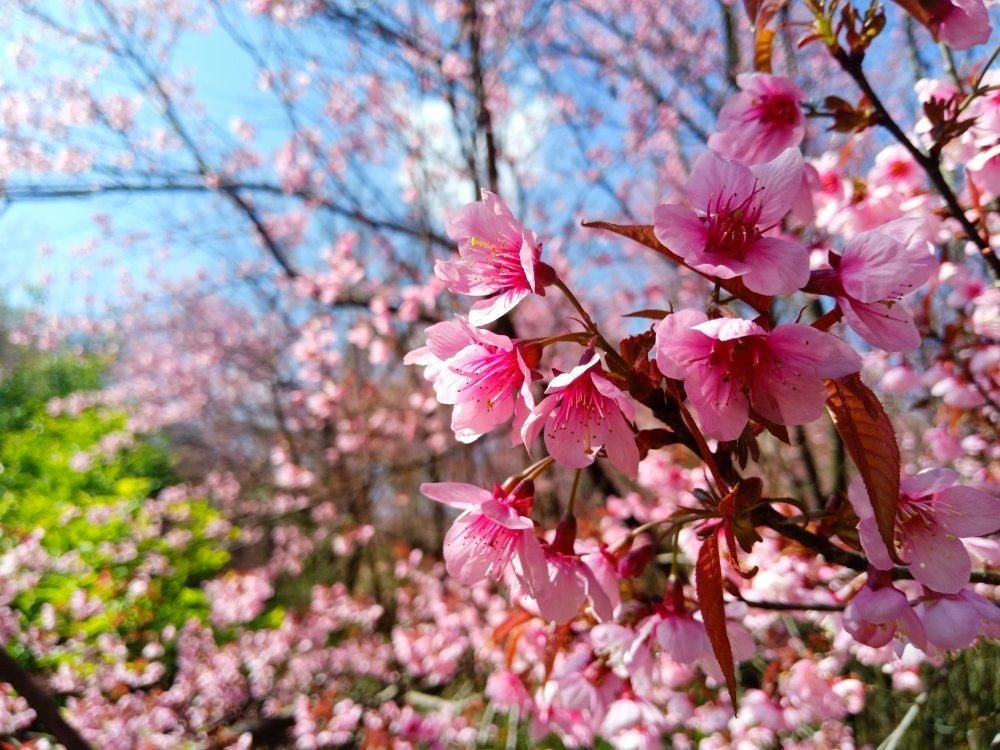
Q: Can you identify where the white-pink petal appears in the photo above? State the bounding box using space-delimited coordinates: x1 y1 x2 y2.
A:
420 482 492 508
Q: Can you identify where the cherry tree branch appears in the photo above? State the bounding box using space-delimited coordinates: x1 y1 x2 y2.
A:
754 505 1000 586
464 0 500 194
0 179 451 251
829 47 1000 278
0 646 92 750
739 598 845 612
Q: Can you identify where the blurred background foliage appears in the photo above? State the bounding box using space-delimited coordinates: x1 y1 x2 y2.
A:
0 308 994 748
0 335 233 673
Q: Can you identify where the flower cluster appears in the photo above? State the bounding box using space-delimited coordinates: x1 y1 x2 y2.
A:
407 27 1000 745
1 1 999 747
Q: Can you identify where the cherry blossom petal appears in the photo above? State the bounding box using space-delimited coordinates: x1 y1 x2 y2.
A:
481 497 536 530
766 323 862 377
847 475 875 521
853 584 909 624
652 204 708 261
442 513 498 583
420 482 491 508
655 310 712 379
840 297 922 352
519 230 539 292
686 151 758 213
534 556 588 623
423 318 478 359
919 597 980 650
741 236 810 295
749 147 804 225
514 532 549 594
592 372 637 422
547 352 600 390
694 317 768 341
900 469 959 497
598 405 640 479
902 521 972 594
521 393 559 450
468 288 531 326
544 414 600 468
935 0 992 50
750 369 827 426
839 230 913 302
687 365 750 441
581 564 614 621
657 617 710 664
933 486 1000 537
857 516 895 571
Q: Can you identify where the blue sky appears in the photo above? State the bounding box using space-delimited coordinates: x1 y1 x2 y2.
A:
2 2 994 319
0 10 275 315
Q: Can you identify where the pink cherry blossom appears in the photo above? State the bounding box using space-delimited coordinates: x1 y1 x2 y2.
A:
708 73 805 164
653 148 810 295
929 0 992 50
916 588 1000 650
591 622 658 698
529 517 614 624
521 352 639 477
620 582 755 689
485 670 534 714
651 609 714 666
435 190 551 325
879 364 922 394
204 572 274 628
599 697 669 750
581 546 622 616
655 310 862 441
847 469 1000 593
420 480 546 587
867 145 924 196
822 218 937 351
404 317 538 444
7 2 1000 743
842 570 926 650
779 660 865 725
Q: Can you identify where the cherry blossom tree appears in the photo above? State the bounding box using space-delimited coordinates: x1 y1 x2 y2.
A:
0 0 997 747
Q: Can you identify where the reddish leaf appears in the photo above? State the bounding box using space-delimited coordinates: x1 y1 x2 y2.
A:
696 533 738 708
618 543 656 578
636 428 680 454
744 0 787 28
619 330 657 365
720 478 764 555
583 222 772 315
490 608 534 646
623 308 669 320
797 32 824 48
748 407 791 444
889 0 935 31
825 374 903 564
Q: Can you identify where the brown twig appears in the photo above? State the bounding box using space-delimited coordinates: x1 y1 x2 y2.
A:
0 646 92 750
754 504 1000 586
829 47 1000 278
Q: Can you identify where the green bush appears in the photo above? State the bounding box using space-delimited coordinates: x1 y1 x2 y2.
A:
0 349 231 669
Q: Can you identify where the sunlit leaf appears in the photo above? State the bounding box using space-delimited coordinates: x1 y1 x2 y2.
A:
825 374 902 564
744 0 788 72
